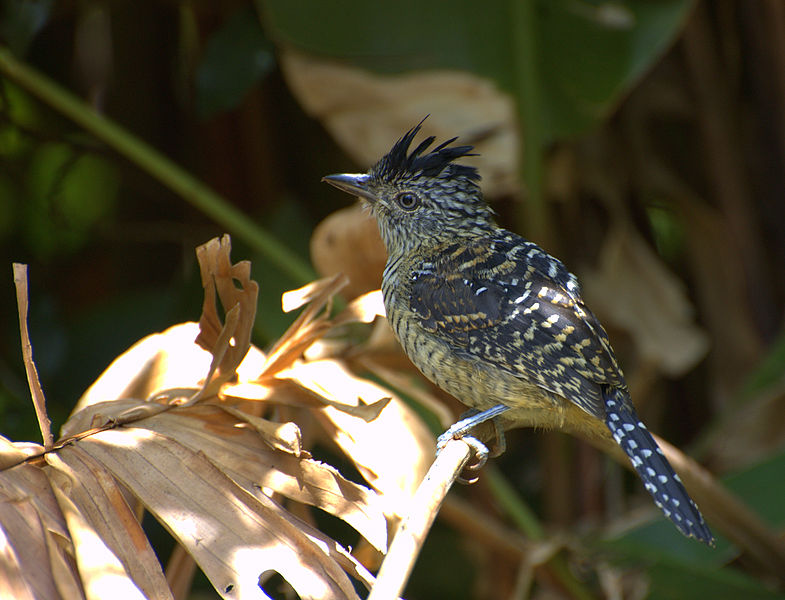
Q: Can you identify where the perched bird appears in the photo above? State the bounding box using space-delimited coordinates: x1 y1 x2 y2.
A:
323 121 714 545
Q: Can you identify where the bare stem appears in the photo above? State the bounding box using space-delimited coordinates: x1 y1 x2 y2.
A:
367 438 472 600
13 263 54 449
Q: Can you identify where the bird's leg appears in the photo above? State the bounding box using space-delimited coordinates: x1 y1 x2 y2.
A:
436 404 510 482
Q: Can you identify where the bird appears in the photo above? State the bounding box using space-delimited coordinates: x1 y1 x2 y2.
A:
322 120 714 545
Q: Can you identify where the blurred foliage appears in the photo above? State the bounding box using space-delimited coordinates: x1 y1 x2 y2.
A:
260 0 692 140
1 0 784 598
195 4 274 118
0 0 52 56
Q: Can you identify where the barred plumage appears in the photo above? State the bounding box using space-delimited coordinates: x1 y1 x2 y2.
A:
603 388 712 541
323 121 714 545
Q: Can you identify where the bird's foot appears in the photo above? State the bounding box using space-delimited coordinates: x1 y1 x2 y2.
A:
436 431 488 483
436 404 510 484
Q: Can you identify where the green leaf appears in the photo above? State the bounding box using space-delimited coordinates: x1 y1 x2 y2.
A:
258 0 692 140
722 449 785 530
195 5 275 118
24 142 119 258
0 80 42 158
599 449 785 595
646 558 784 600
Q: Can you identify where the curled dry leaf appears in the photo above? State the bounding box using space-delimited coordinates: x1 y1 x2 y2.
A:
71 322 211 417
310 204 387 300
581 226 709 377
261 273 348 378
0 435 44 470
283 359 433 510
193 235 259 401
222 377 389 421
4 236 447 598
220 405 304 456
280 49 518 197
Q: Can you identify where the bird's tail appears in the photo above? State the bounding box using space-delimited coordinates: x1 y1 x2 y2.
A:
603 387 714 545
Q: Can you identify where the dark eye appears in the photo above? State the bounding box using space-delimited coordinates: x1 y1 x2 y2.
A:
395 191 420 210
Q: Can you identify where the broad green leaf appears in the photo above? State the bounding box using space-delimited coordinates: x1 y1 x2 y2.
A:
258 0 692 140
646 557 784 600
195 5 274 118
25 142 119 258
607 448 785 554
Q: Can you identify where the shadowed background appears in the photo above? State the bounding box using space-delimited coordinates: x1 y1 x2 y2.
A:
1 1 784 598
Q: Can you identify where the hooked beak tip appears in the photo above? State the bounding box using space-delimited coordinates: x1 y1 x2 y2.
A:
322 173 376 202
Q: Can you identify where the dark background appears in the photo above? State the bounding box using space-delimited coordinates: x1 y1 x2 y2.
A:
1 1 784 598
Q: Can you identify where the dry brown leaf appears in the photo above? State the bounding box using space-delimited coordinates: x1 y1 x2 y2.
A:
261 274 348 378
280 49 518 197
0 526 37 600
5 238 442 597
280 273 348 313
581 226 709 376
357 357 455 430
310 205 387 300
61 398 171 440
71 322 270 423
193 235 259 401
219 405 304 456
284 358 433 510
135 403 390 554
49 484 148 600
45 448 172 600
71 322 211 416
78 427 360 600
332 290 386 327
13 263 53 449
66 391 393 554
0 463 72 600
0 435 44 470
223 376 390 423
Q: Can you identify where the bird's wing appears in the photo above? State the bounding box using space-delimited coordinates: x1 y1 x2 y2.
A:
409 236 624 419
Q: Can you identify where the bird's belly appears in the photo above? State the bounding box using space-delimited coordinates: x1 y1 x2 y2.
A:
388 307 579 429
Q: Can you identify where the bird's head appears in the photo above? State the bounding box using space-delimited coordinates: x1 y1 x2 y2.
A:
323 121 496 256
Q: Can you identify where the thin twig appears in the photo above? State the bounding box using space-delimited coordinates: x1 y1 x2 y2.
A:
12 263 54 449
367 438 472 600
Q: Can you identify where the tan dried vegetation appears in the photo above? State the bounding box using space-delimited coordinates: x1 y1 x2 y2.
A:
3 236 443 600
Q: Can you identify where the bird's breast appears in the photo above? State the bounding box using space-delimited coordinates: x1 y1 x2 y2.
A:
382 267 547 413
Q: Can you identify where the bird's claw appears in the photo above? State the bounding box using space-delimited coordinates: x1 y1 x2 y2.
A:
436 430 490 484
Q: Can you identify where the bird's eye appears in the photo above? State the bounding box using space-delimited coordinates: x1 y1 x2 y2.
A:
395 191 420 210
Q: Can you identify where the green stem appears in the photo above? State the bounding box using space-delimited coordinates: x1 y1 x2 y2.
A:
511 0 550 246
0 46 315 284
487 468 595 600
487 466 544 539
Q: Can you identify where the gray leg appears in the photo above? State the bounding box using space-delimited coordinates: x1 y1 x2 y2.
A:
436 404 510 482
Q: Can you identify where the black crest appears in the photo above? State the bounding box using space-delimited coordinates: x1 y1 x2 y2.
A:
371 119 480 183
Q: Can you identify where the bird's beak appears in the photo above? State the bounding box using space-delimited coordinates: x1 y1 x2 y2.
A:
322 173 376 202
